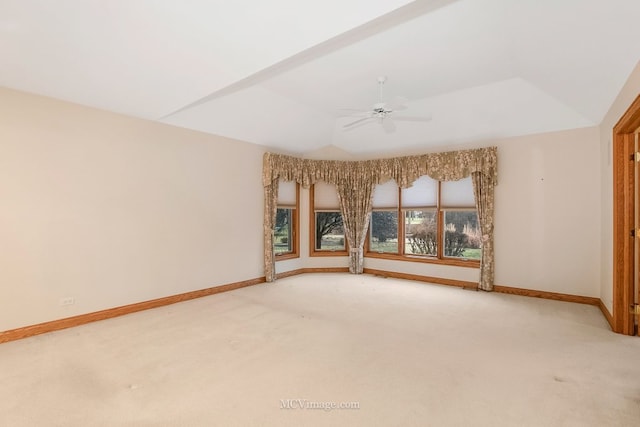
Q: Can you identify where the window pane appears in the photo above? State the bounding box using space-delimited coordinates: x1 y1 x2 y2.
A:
404 210 437 256
441 177 475 208
372 180 399 208
442 210 482 259
402 176 438 208
315 212 345 250
275 208 293 254
314 181 340 209
278 180 297 206
370 211 398 253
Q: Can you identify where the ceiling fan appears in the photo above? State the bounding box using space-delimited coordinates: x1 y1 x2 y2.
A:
340 76 431 133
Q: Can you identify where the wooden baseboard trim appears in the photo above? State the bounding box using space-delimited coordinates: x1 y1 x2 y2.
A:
276 269 306 279
0 270 616 344
0 277 265 344
363 268 478 290
276 267 350 279
598 300 614 329
362 269 605 308
493 285 600 306
302 267 350 274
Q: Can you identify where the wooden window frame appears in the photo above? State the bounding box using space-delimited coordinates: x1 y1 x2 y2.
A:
365 180 480 269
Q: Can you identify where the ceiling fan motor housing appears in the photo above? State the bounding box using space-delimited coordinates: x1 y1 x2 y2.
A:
342 76 429 130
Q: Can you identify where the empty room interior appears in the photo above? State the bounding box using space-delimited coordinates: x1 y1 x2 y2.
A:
2 1 640 426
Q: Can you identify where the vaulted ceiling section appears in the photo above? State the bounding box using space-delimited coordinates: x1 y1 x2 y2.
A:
1 0 639 154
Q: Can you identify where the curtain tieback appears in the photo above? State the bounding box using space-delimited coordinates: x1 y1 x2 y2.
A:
350 248 361 253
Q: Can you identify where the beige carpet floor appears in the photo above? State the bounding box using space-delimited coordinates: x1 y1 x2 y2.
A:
1 273 639 426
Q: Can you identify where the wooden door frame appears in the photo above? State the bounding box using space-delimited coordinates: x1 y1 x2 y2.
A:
613 94 640 334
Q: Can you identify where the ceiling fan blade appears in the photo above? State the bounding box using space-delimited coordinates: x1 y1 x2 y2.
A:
337 108 370 117
382 118 396 133
343 116 374 129
392 114 432 122
386 96 409 112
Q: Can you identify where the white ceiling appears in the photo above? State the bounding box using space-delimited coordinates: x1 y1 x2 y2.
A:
1 0 640 155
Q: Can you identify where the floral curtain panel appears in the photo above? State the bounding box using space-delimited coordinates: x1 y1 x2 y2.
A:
471 171 495 291
335 163 375 273
263 179 279 283
263 147 498 289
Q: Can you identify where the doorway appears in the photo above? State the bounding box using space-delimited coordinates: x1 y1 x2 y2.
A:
612 94 640 335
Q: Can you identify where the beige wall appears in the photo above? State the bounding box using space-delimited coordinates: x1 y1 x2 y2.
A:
492 127 600 296
0 88 266 331
598 61 640 313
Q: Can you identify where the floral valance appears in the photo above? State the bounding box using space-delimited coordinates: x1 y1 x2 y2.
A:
263 147 497 189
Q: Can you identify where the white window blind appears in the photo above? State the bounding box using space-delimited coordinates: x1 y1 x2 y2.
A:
372 180 399 209
314 181 340 210
278 179 297 207
441 177 475 208
401 176 438 208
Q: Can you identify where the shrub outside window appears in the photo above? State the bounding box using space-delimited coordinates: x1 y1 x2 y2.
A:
405 210 437 256
442 211 482 259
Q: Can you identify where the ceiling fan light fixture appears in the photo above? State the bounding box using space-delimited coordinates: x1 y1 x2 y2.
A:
340 76 430 131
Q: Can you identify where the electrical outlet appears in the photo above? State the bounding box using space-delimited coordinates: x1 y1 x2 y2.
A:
59 297 75 306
